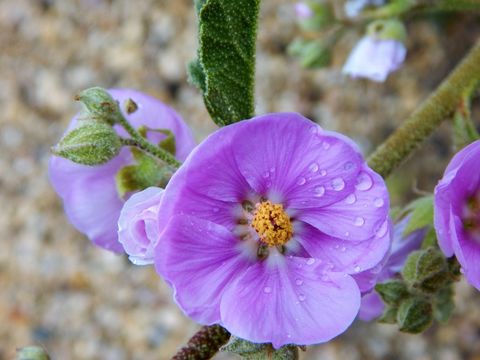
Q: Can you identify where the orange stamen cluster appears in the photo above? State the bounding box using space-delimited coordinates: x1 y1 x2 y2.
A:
251 201 293 247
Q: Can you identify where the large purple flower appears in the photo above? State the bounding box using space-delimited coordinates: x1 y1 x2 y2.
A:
435 140 480 289
156 113 390 347
358 215 425 321
49 89 196 253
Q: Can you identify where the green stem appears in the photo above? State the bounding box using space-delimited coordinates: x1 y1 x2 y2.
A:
171 325 231 360
368 39 480 178
116 115 181 168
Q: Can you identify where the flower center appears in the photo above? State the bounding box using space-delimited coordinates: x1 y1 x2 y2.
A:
251 201 293 247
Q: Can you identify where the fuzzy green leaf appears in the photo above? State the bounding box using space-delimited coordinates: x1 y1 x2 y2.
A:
434 285 455 323
397 297 433 334
376 280 409 306
191 0 260 126
403 195 434 237
222 337 298 360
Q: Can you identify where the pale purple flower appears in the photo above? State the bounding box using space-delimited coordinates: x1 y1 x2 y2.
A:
118 187 164 265
342 36 406 82
358 216 425 321
435 140 480 289
295 2 313 19
49 89 196 253
344 0 385 18
156 113 390 347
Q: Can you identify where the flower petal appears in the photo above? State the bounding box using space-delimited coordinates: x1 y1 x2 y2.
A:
297 166 389 241
358 291 384 321
155 215 252 325
297 222 391 275
220 255 360 348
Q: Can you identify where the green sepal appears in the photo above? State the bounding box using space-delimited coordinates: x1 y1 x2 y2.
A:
433 285 455 323
191 0 260 126
402 195 433 237
375 280 409 306
75 87 122 125
453 92 480 151
421 227 438 249
115 148 173 198
288 39 331 69
397 297 433 334
367 19 407 43
136 127 177 156
222 337 298 360
16 346 50 360
378 306 398 324
52 121 121 166
402 247 449 294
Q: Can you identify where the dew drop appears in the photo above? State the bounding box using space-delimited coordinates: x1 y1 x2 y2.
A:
295 279 303 286
340 246 347 252
309 162 319 173
263 172 270 178
309 126 319 134
375 220 389 238
374 198 384 207
270 167 276 173
314 186 325 197
344 161 354 170
354 265 361 273
297 177 307 186
306 258 316 265
322 142 331 150
320 169 327 176
355 172 373 191
298 293 306 301
332 177 345 191
345 231 350 237
345 194 356 204
354 217 365 227
263 286 272 294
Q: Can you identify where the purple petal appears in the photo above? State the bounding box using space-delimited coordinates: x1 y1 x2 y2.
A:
155 215 252 324
220 256 360 348
358 291 384 321
297 166 389 241
297 222 391 275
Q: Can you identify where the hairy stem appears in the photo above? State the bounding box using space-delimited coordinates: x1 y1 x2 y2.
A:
171 325 230 360
117 116 181 168
368 40 480 178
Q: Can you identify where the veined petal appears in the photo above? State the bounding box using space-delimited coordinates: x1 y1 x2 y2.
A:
156 215 252 325
220 256 360 348
297 167 389 241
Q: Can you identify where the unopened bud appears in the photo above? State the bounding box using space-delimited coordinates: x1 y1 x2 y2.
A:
375 280 409 306
76 87 121 124
397 297 433 333
52 121 121 166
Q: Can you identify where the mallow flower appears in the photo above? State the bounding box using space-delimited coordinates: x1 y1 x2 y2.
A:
342 19 407 82
118 186 164 265
49 89 195 253
434 140 480 289
358 215 425 321
156 113 391 348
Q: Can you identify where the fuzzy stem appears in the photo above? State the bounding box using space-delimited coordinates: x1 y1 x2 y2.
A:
171 325 230 360
368 40 480 178
116 116 181 168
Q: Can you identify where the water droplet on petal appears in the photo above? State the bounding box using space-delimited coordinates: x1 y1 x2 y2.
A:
309 163 319 173
340 246 347 252
355 172 373 191
375 220 389 238
322 142 331 150
354 265 361 273
344 161 354 170
297 177 307 185
345 231 350 237
263 172 270 178
314 186 325 197
306 258 315 265
320 169 327 176
374 198 384 207
354 217 365 227
263 286 272 294
345 194 356 204
298 293 306 301
270 167 276 173
295 279 303 286
332 177 345 191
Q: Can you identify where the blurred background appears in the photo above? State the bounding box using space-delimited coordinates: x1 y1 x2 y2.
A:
1 0 480 359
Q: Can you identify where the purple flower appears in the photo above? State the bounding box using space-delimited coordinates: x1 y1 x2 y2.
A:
342 36 406 82
118 187 164 265
295 2 313 19
358 216 425 321
344 0 385 18
435 140 480 289
49 89 196 253
156 113 390 347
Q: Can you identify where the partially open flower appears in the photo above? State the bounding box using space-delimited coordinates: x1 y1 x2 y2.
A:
49 89 195 253
156 113 390 347
118 187 164 265
435 140 480 289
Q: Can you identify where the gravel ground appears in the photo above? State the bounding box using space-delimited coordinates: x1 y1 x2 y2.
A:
1 0 480 359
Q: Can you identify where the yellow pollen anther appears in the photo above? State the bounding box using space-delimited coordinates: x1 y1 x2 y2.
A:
251 201 293 247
